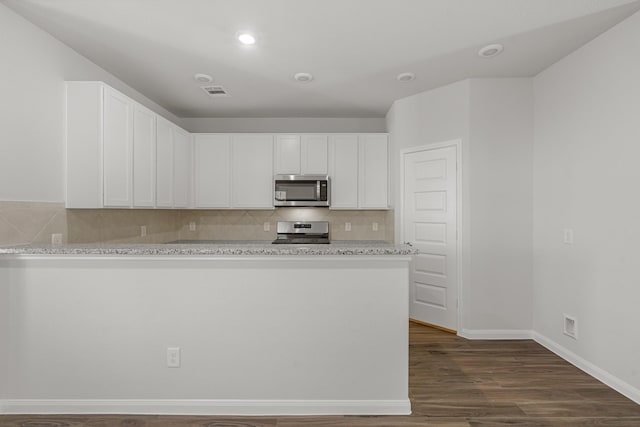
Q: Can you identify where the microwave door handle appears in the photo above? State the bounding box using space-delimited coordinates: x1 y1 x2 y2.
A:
317 181 320 199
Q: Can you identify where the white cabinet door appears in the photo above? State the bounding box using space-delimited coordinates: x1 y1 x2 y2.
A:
155 118 174 208
232 134 274 208
194 134 231 208
103 86 133 207
275 134 301 174
359 135 388 209
133 105 156 207
301 135 328 175
328 135 359 209
173 127 191 208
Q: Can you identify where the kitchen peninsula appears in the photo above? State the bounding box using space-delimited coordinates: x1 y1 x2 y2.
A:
0 241 416 416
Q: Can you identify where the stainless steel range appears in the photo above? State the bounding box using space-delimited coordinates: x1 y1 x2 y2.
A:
272 221 330 244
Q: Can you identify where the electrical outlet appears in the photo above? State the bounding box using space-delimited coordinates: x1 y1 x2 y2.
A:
563 314 578 339
189 222 196 232
345 222 352 232
51 233 63 245
563 229 574 244
140 225 147 237
372 222 379 231
167 347 181 368
264 222 270 231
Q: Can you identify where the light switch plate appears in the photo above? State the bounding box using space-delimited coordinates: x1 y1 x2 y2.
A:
563 229 574 244
345 222 352 231
167 347 181 368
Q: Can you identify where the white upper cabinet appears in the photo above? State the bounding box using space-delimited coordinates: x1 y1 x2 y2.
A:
232 134 274 208
156 119 193 209
133 105 157 207
275 134 301 174
301 135 328 175
358 134 389 209
194 134 231 208
275 134 328 175
328 135 359 209
328 134 388 210
67 81 190 209
103 86 134 207
173 127 191 208
155 117 174 208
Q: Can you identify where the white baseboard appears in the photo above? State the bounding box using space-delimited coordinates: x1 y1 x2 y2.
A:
533 332 640 405
458 328 534 340
0 399 412 416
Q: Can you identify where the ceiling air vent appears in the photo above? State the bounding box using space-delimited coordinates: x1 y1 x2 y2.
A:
201 85 230 98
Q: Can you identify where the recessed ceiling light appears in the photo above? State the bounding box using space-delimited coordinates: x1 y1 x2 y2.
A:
478 44 504 58
193 73 213 83
294 72 314 83
237 32 256 45
396 72 416 82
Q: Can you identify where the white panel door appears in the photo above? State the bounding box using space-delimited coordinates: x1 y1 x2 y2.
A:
194 134 231 208
173 127 191 208
155 118 174 208
301 135 328 175
328 135 358 209
133 105 156 207
103 86 133 207
404 145 458 331
359 134 388 209
275 134 301 175
232 134 274 208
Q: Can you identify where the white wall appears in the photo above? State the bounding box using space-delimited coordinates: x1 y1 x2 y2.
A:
386 78 534 335
0 3 184 202
533 9 640 398
468 78 533 332
385 79 470 244
2 256 409 415
181 117 386 133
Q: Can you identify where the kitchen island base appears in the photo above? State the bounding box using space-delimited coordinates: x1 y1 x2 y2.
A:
0 255 411 416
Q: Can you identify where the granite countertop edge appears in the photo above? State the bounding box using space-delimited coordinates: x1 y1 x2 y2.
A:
0 241 418 256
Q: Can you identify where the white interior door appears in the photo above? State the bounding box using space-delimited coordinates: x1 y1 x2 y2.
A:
403 145 458 331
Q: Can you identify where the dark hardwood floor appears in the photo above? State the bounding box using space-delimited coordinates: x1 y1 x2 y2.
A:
2 322 639 426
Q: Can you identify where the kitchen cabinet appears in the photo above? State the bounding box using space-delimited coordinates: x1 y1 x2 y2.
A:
328 134 388 209
194 134 273 209
133 105 157 207
275 135 301 174
102 85 134 207
155 117 174 208
301 135 328 174
328 135 359 209
274 134 328 175
358 134 389 209
172 127 191 208
66 81 190 209
194 134 231 208
156 117 192 209
232 134 274 208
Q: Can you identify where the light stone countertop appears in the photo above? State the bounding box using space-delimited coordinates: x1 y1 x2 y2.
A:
0 240 418 256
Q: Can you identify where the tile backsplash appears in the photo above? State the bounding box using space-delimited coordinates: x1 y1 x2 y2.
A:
0 201 394 245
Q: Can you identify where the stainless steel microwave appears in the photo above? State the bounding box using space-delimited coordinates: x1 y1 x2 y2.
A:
274 175 330 207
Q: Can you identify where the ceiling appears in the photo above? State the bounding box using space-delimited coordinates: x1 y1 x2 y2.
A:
3 0 640 118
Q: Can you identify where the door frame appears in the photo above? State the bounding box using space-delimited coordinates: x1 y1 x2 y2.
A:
400 139 463 333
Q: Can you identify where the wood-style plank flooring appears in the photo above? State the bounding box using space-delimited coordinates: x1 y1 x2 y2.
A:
2 322 639 426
